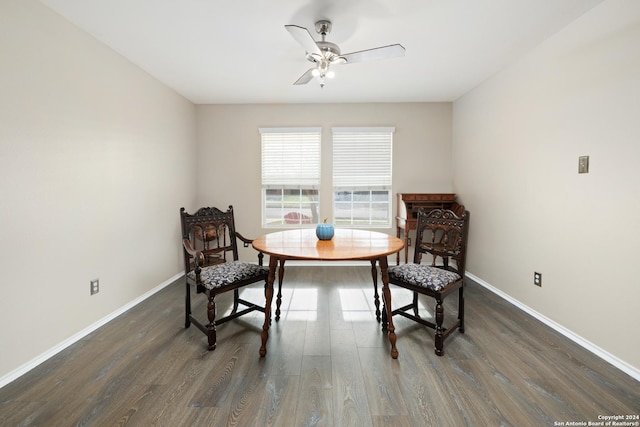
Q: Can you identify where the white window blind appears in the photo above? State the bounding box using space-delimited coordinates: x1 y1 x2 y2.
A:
332 127 394 188
260 128 321 187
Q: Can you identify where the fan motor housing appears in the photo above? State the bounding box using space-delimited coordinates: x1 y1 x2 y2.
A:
318 41 341 57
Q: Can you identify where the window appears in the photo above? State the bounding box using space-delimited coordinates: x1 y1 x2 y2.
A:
332 127 394 227
260 128 320 227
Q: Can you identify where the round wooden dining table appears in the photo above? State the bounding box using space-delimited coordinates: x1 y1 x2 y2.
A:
252 228 404 358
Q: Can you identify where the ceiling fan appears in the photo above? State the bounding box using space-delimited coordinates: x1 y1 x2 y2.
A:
285 20 405 88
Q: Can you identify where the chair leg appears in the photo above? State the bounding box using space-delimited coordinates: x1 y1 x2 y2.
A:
458 286 465 333
412 292 419 317
434 297 444 356
232 289 239 314
185 281 191 328
206 291 217 351
371 260 381 322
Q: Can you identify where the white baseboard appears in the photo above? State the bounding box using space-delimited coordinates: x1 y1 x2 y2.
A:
466 272 640 382
0 272 184 389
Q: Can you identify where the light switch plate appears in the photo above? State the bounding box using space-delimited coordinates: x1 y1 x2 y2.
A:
578 156 589 173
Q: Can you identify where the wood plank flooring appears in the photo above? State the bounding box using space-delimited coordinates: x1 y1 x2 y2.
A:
1 266 638 426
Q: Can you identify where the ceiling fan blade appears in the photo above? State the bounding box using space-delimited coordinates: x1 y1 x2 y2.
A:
341 44 406 64
285 25 322 56
294 68 315 85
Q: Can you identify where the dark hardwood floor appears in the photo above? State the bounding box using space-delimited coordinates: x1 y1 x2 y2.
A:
1 266 638 426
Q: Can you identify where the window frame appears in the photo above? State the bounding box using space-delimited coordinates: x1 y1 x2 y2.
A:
260 127 321 228
332 127 394 228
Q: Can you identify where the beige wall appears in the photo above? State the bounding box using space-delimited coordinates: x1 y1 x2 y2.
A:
452 1 640 372
195 103 453 259
0 1 197 379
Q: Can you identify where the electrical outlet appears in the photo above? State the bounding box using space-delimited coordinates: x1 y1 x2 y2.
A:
533 272 542 287
90 279 99 295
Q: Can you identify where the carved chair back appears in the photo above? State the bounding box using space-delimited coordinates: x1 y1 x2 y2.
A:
414 208 470 275
180 206 240 273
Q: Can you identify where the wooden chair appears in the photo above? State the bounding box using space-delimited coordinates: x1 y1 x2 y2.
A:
180 205 269 350
386 208 470 356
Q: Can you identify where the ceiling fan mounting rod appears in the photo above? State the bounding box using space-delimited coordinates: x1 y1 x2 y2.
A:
315 20 332 40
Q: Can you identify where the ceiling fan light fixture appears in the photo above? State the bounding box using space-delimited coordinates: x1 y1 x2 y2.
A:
311 60 335 85
285 19 405 88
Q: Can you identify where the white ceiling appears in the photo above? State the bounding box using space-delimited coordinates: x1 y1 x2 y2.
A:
39 0 602 104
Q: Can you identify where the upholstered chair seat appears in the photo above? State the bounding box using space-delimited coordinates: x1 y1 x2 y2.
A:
388 264 461 292
187 261 269 290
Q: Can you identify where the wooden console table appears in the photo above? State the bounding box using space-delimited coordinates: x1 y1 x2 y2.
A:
396 193 457 264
